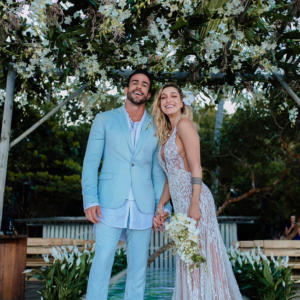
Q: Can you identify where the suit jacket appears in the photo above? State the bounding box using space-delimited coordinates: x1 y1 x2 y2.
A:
82 105 171 214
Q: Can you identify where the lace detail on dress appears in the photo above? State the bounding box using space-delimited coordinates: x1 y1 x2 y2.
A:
158 127 243 300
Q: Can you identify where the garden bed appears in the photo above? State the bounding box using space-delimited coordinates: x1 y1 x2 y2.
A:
24 245 127 300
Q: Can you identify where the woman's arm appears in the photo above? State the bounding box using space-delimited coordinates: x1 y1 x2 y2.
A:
153 179 171 232
285 227 289 236
156 179 171 209
177 119 202 223
285 225 294 236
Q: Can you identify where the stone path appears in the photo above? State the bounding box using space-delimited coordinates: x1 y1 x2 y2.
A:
25 281 43 300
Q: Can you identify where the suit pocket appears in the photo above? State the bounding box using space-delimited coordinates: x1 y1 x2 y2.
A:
99 173 114 180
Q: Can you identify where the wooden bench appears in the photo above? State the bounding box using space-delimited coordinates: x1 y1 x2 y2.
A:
26 238 95 268
25 238 125 282
233 240 264 252
26 238 125 268
233 240 300 281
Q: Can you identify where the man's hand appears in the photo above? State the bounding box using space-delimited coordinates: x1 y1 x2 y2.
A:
85 206 101 224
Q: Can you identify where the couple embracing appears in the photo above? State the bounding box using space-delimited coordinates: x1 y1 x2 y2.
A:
82 69 243 300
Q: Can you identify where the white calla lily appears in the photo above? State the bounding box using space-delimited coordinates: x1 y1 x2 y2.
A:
23 269 33 273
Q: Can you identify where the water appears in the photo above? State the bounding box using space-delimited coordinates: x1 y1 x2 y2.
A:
108 269 175 299
107 268 253 300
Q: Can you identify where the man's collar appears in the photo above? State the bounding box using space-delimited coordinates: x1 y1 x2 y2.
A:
125 106 146 124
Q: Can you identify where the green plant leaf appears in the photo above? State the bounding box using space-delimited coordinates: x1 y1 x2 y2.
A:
170 19 188 30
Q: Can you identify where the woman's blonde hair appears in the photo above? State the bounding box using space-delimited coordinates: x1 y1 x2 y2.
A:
152 82 195 145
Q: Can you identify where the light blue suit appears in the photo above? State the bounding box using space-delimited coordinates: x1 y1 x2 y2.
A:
82 105 171 299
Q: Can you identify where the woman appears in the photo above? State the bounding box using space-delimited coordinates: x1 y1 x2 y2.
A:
285 214 300 240
152 83 243 300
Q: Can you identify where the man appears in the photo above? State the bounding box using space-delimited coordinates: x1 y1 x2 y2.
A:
82 69 171 300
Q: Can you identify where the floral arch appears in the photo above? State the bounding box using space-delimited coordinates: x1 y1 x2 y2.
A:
0 0 300 228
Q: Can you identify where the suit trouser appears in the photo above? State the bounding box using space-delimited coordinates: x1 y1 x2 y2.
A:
86 222 152 300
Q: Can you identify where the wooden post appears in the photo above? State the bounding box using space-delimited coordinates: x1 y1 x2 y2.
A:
0 235 27 299
0 67 16 232
211 99 225 201
214 99 225 144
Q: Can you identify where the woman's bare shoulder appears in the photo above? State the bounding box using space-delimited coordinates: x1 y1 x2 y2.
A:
177 118 197 135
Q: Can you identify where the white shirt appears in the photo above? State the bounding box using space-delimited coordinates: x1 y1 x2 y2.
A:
84 108 156 231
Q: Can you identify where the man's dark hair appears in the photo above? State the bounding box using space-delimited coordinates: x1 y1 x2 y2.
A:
126 69 153 93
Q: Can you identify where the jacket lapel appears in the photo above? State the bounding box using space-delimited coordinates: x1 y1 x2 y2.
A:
117 106 133 153
134 113 152 156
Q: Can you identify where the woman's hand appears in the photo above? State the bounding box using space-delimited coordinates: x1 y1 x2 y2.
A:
153 205 169 233
153 216 163 233
188 201 202 225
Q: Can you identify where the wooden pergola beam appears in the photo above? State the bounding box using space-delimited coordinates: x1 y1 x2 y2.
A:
112 70 286 82
273 72 300 107
0 68 288 83
9 81 90 148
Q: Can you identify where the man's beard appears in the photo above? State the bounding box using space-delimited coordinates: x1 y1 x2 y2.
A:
127 91 147 106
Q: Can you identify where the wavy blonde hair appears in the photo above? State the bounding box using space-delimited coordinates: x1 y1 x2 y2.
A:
152 82 196 145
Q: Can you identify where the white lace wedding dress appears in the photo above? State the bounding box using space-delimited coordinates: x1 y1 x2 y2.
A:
158 126 243 300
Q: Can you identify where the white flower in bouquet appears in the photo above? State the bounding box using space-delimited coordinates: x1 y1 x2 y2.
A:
165 213 206 273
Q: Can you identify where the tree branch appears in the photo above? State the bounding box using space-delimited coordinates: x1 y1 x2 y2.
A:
216 126 293 216
229 151 255 188
279 129 300 163
270 109 285 130
147 241 175 266
204 168 229 191
237 0 253 24
216 164 289 216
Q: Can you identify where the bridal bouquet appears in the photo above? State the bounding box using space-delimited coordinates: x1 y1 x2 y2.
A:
165 213 206 272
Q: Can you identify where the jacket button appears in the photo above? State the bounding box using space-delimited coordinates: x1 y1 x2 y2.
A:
132 163 134 167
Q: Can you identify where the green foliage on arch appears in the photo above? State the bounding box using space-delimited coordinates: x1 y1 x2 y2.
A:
0 0 299 120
